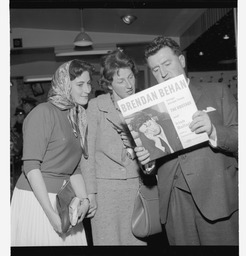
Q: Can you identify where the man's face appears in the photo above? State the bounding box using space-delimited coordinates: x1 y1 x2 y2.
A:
139 119 161 137
147 47 186 83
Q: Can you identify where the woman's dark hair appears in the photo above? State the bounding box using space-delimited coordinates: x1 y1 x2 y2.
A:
98 49 138 91
69 59 95 81
144 36 182 60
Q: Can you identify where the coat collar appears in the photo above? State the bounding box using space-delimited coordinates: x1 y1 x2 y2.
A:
96 93 126 129
96 93 112 112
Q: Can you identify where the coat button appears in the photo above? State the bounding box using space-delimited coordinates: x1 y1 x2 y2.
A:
174 175 178 179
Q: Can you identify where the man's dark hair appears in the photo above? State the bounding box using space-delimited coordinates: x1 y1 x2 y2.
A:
144 36 182 60
130 112 152 132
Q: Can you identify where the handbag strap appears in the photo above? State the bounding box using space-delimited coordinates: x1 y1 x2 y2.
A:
139 174 158 188
138 176 143 188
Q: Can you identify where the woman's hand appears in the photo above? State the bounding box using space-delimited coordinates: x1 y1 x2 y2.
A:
87 193 97 218
46 209 63 234
134 146 151 165
119 131 130 147
118 130 135 149
77 198 90 223
70 173 90 221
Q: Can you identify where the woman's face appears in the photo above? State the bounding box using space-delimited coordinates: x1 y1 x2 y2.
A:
70 71 92 106
110 68 136 100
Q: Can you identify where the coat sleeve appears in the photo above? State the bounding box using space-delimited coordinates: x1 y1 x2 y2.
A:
80 99 98 194
214 84 238 153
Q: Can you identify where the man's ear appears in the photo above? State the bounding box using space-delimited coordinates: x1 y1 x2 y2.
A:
179 55 186 69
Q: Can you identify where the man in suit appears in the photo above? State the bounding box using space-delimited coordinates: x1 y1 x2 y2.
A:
134 36 238 245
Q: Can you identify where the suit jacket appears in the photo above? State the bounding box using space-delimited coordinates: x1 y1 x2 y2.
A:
81 93 140 194
157 81 238 223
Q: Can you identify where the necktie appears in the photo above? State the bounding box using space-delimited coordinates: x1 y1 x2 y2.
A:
160 139 171 154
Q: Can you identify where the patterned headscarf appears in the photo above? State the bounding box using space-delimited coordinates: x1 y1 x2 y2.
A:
48 61 88 158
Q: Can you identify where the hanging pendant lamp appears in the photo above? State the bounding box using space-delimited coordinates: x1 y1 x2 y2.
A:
74 9 93 47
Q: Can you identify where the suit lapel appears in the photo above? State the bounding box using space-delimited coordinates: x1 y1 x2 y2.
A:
97 94 125 130
189 80 203 104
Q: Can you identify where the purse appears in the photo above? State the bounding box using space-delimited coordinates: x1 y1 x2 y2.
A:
56 180 77 234
131 184 162 238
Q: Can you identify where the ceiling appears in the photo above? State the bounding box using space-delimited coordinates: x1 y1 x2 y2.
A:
10 8 206 38
10 1 238 72
9 0 237 9
10 8 207 67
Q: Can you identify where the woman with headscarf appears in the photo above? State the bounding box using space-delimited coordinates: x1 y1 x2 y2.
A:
11 59 94 246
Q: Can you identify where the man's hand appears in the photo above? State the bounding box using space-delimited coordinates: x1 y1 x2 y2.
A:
86 193 97 218
134 146 151 165
189 110 213 137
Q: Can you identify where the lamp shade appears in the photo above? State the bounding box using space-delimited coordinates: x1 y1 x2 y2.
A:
74 9 93 47
74 31 93 46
